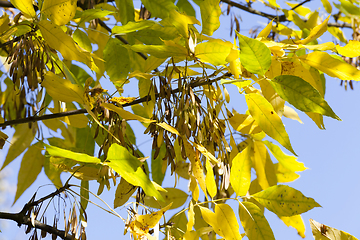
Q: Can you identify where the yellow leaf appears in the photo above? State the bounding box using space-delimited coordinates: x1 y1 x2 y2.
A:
283 105 303 124
205 159 217 198
187 201 195 232
299 51 360 81
230 145 252 196
0 131 8 149
157 122 180 136
299 42 335 51
191 141 218 164
41 0 76 25
198 206 220 236
257 20 273 38
215 204 242 240
14 143 45 204
136 203 172 229
275 163 300 183
258 78 285 116
101 102 155 123
195 39 232 65
336 40 360 58
10 0 36 18
2 124 36 170
328 26 347 43
252 141 277 189
189 175 199 201
321 0 332 13
42 72 84 103
114 178 137 208
227 38 241 78
168 9 200 38
280 215 306 238
306 112 325 129
110 97 136 105
295 15 330 45
310 219 358 240
246 93 296 155
38 20 91 65
143 188 188 209
200 0 221 36
239 201 275 240
229 112 262 134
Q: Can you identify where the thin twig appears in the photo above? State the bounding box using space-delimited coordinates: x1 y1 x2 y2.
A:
291 0 312 11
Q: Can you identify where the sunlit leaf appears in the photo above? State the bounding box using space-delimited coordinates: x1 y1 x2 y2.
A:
41 0 76 25
200 0 221 36
336 40 360 58
236 32 271 76
246 93 296 155
283 105 303 124
229 112 262 134
271 75 340 120
101 103 155 123
252 185 321 216
14 143 45 204
73 29 92 52
195 39 232 66
299 51 360 81
112 21 156 34
215 204 242 240
42 72 84 103
129 42 188 59
257 20 273 38
321 0 332 13
187 201 195 232
157 122 180 136
143 188 188 209
239 201 275 240
310 219 358 240
45 144 101 164
38 20 91 66
230 145 252 196
78 9 114 26
280 215 306 238
263 140 306 172
168 9 200 38
205 159 217 198
10 0 35 18
295 16 330 45
141 0 177 19
106 143 163 201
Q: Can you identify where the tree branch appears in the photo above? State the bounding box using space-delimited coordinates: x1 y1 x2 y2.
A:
0 183 74 240
220 0 352 29
0 72 231 128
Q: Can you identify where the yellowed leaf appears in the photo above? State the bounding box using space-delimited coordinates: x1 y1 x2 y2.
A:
157 122 180 136
0 131 8 149
281 215 306 238
187 201 195 232
110 97 137 105
101 102 155 123
41 0 77 25
230 145 252 196
189 175 199 201
38 20 91 65
205 159 217 198
136 203 172 229
215 204 242 240
299 51 360 81
257 20 273 38
336 40 360 58
10 0 36 18
295 15 329 45
191 141 218 164
114 178 137 208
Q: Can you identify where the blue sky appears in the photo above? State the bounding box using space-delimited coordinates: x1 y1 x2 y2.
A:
1 1 360 240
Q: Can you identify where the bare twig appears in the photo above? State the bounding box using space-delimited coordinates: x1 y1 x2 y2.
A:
0 183 73 240
291 0 312 11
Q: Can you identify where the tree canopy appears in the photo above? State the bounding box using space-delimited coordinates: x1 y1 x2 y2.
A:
0 0 359 239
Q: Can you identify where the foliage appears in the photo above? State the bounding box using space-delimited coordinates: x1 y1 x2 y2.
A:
0 0 359 239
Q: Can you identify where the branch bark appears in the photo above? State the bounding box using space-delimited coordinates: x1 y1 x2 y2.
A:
0 184 74 240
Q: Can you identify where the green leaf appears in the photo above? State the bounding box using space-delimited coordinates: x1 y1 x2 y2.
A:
129 42 188 59
2 124 36 169
200 0 221 36
10 0 36 18
245 93 296 156
236 32 271 76
14 143 45 204
177 0 196 17
80 180 89 212
45 144 101 164
151 143 166 185
38 20 91 65
112 21 157 34
73 29 92 52
106 143 163 201
116 0 135 24
141 0 177 19
41 0 76 25
103 38 130 81
271 75 340 120
77 9 114 26
143 188 188 209
195 39 232 66
263 140 307 172
239 202 275 240
252 185 321 217
230 145 252 196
